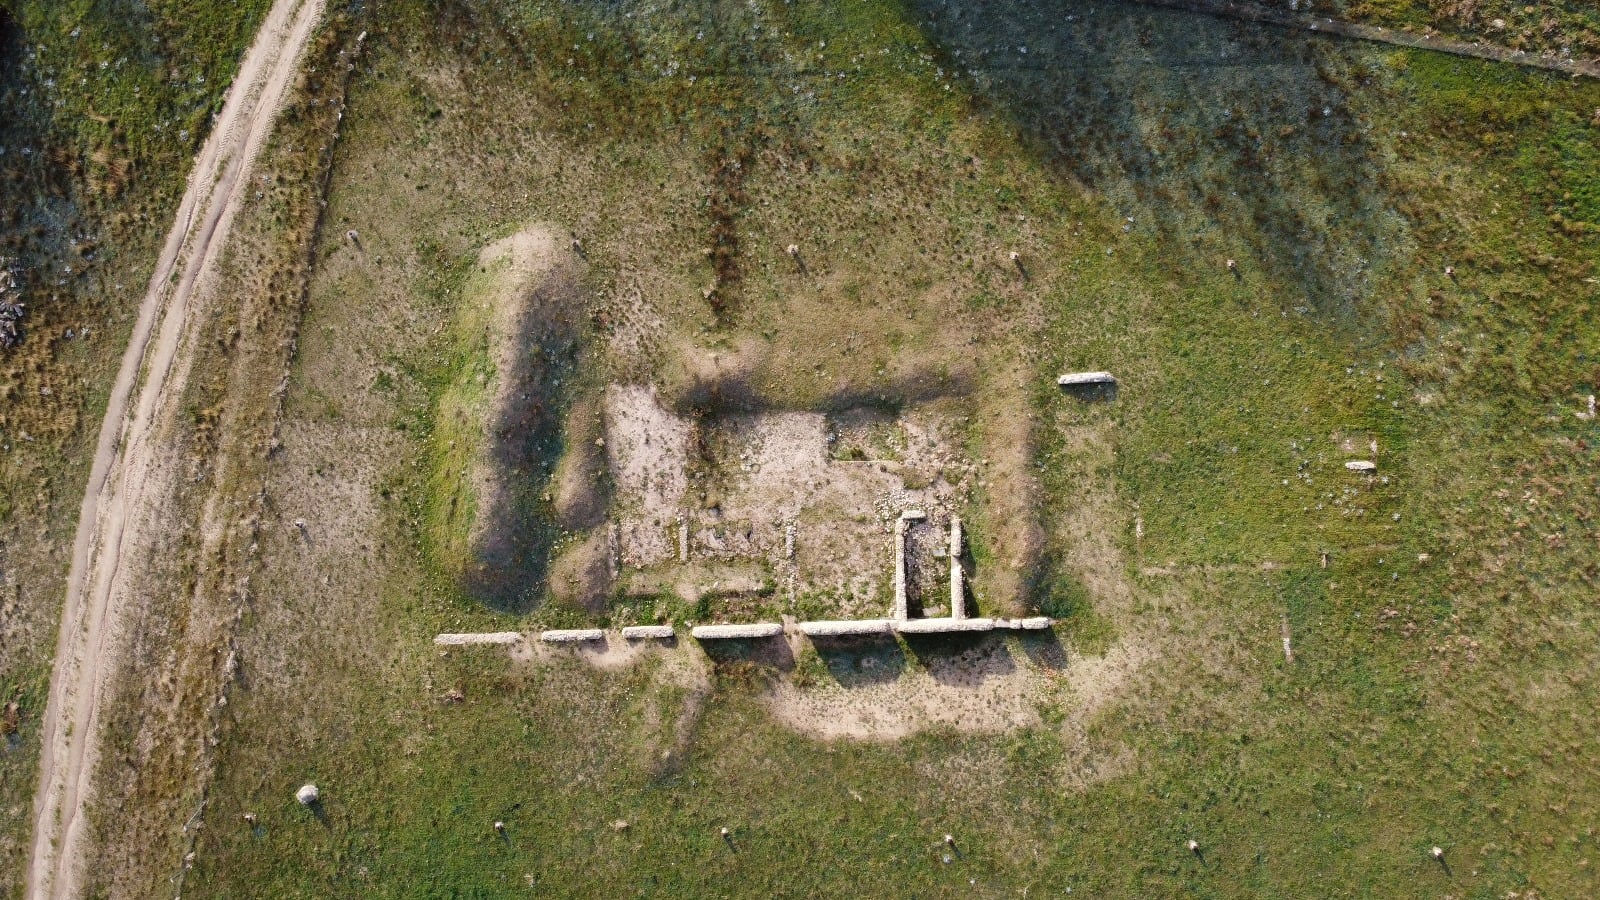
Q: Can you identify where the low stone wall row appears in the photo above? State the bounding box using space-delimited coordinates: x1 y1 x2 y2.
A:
437 617 1054 647
433 632 522 646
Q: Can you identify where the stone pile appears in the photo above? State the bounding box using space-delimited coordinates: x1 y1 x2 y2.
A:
0 264 23 350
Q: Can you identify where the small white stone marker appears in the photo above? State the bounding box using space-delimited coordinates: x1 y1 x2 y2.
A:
944 833 955 846
1187 839 1200 853
1057 371 1116 387
296 783 319 806
494 821 505 833
1431 846 1444 860
893 617 994 634
1345 460 1377 472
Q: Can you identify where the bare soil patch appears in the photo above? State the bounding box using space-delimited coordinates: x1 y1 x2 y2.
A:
602 382 980 620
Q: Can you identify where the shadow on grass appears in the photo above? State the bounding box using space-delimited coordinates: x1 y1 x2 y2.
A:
808 633 909 687
1014 628 1069 669
900 632 1017 686
1058 381 1119 404
698 635 796 672
904 0 1401 317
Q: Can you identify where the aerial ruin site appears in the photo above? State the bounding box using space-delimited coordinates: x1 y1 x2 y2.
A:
2 0 1598 896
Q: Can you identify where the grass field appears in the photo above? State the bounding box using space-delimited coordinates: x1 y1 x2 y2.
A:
151 0 1600 896
0 0 1596 895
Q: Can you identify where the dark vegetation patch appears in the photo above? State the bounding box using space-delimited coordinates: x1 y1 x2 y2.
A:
911 0 1403 318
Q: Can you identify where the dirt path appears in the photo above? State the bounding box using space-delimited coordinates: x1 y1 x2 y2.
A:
1128 0 1600 79
25 0 325 896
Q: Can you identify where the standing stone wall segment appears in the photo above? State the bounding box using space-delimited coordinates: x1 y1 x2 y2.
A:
892 517 908 620
994 617 1052 630
892 617 995 634
434 632 523 646
690 623 785 640
540 628 605 643
620 625 675 640
1057 371 1117 386
798 619 893 637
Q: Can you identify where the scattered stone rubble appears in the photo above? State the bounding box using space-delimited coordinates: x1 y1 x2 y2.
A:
0 262 24 350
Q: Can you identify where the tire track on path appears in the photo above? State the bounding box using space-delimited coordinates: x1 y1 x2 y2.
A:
26 0 325 895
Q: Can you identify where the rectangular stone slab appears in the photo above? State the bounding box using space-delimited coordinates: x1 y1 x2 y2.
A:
994 617 1053 630
539 628 605 643
433 632 522 646
1057 371 1116 385
892 617 995 634
690 623 785 639
620 625 676 640
798 619 893 637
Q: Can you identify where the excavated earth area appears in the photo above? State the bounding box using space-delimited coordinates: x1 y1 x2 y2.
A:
602 385 976 619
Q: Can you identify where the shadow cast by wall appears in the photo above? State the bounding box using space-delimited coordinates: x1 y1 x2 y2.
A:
697 634 796 672
900 632 1017 686
809 633 909 687
1015 628 1069 669
905 0 1402 317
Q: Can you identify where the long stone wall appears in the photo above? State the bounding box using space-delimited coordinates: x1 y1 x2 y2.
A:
691 623 786 639
893 617 996 634
798 619 893 637
435 511 1061 650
